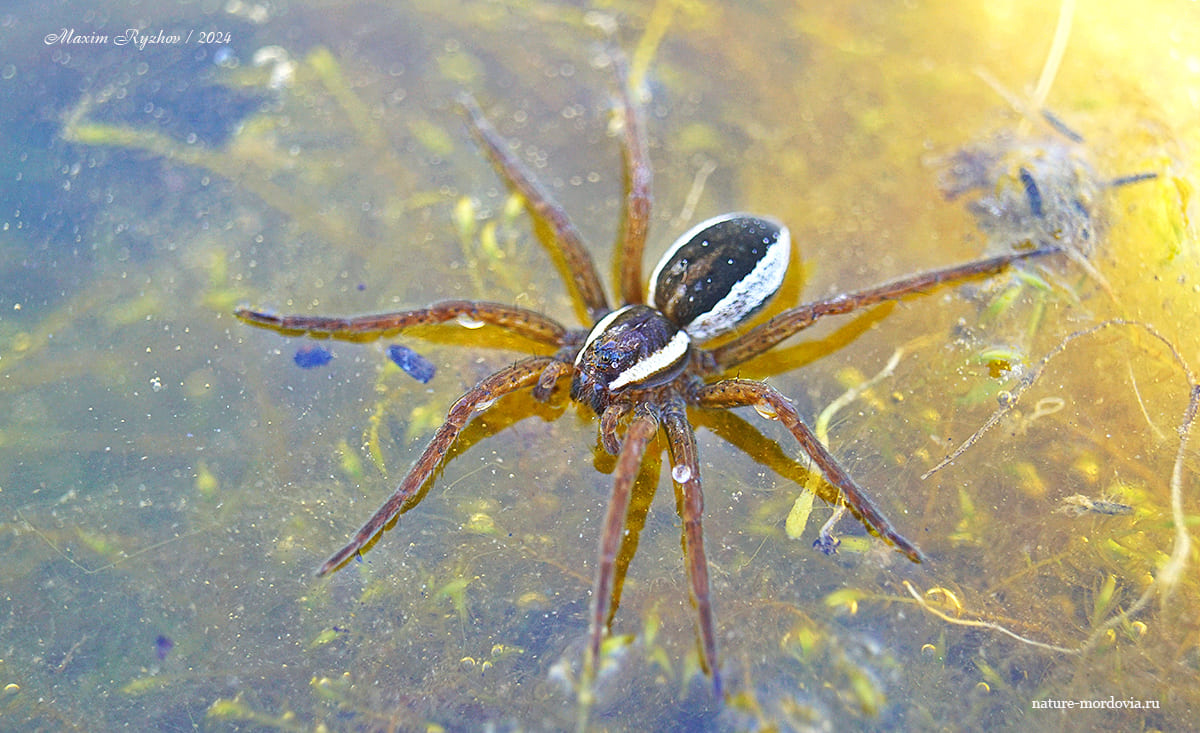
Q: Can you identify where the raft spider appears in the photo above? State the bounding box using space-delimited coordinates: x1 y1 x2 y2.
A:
235 57 1060 693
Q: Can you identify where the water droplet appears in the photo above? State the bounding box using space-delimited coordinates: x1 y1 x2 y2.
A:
671 464 692 483
456 313 485 329
753 400 778 420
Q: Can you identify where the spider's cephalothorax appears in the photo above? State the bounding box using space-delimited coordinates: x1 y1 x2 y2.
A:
234 56 1062 696
572 213 789 413
571 303 689 413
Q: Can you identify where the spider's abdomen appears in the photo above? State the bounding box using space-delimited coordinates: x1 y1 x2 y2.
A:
649 213 790 341
571 304 690 413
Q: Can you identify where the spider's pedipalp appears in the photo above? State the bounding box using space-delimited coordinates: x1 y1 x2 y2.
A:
532 359 572 402
599 401 633 456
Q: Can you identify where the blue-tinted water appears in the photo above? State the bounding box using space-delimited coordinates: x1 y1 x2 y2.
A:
2 0 1197 729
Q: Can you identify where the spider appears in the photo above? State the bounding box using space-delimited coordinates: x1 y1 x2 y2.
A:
235 57 1061 695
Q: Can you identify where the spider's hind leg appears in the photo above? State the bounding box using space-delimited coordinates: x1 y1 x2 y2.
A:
707 246 1063 370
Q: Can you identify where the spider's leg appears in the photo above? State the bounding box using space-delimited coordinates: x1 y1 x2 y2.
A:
708 246 1063 370
588 404 659 680
458 95 611 323
235 300 572 348
694 379 927 564
316 356 557 576
661 396 722 696
611 52 651 306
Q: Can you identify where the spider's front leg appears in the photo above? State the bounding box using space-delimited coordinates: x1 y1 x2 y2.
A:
610 51 652 307
234 300 572 348
458 95 611 324
317 356 558 576
708 245 1063 370
661 395 722 695
694 378 926 564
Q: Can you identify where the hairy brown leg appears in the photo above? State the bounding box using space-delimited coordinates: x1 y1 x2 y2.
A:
458 94 611 323
708 246 1062 370
661 395 722 695
693 378 926 563
235 300 574 347
317 356 558 576
611 53 651 306
587 404 660 680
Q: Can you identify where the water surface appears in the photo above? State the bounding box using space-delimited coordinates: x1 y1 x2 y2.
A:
2 0 1198 729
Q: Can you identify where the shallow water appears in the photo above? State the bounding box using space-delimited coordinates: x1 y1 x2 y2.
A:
3 0 1198 729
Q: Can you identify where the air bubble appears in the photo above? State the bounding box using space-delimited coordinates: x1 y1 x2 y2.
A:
474 398 495 412
456 313 485 329
671 464 693 483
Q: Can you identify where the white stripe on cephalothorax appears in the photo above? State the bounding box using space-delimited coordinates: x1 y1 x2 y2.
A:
607 329 691 391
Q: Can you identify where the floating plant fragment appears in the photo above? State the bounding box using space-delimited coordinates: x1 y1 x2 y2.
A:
933 0 1159 299
293 344 334 369
1057 493 1135 517
154 635 174 661
387 344 436 383
937 124 1154 267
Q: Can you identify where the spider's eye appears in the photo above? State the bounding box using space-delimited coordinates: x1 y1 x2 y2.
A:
648 213 790 342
